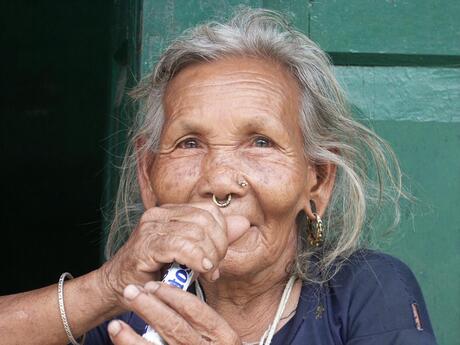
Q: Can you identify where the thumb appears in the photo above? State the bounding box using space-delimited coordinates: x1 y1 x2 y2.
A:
225 215 250 244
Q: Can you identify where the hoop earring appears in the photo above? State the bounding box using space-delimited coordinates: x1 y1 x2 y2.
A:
307 213 324 247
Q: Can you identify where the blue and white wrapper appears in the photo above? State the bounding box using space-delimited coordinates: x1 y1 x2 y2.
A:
142 262 197 344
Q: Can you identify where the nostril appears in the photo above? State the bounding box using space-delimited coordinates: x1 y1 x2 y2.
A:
214 193 230 201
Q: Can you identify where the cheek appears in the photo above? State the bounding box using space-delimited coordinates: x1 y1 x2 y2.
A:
150 150 308 212
242 153 307 214
151 155 202 204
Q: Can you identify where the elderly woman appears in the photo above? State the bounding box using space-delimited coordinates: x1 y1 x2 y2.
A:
1 8 437 345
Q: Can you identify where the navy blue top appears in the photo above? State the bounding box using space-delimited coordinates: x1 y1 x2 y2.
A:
85 251 438 344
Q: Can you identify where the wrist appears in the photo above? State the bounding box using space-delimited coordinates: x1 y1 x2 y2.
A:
92 264 126 318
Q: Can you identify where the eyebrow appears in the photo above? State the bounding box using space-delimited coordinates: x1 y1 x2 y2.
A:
165 112 287 136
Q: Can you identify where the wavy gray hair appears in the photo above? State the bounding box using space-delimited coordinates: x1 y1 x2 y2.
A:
105 8 403 282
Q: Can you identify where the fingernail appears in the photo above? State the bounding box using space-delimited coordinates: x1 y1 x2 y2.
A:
124 284 141 300
202 257 214 270
144 281 160 294
211 269 220 281
108 320 121 336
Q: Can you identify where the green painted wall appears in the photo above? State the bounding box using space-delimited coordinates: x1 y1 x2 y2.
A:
373 120 460 344
309 0 460 56
108 1 459 343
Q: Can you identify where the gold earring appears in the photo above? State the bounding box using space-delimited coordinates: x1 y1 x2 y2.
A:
307 213 324 247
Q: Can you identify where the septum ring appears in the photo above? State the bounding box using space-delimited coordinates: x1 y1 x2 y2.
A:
212 194 232 207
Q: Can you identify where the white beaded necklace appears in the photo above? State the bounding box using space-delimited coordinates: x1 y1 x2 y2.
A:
196 276 297 345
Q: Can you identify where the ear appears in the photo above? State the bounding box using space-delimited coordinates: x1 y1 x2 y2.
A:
303 160 337 220
136 138 157 210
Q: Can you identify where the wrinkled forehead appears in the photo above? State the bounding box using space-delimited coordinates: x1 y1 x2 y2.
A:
162 56 302 126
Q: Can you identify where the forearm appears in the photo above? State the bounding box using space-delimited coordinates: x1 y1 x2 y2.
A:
0 269 124 345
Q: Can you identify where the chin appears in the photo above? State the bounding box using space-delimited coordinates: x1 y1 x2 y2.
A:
218 234 265 279
218 227 297 281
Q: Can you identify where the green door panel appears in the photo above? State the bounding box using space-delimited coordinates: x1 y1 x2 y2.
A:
260 0 310 32
141 0 261 74
372 120 460 345
336 66 460 122
309 0 460 57
141 0 311 74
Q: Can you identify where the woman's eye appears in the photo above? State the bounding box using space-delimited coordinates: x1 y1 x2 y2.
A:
253 136 273 148
178 138 199 149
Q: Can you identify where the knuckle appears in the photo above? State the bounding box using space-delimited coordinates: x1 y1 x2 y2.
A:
137 222 162 238
185 223 204 234
193 205 221 223
206 316 220 335
180 295 201 316
161 320 190 344
173 238 205 268
165 221 204 242
185 223 205 240
207 205 224 222
204 244 218 261
188 244 205 259
145 227 166 249
196 209 215 224
190 230 206 243
140 207 163 222
137 221 156 235
172 236 193 255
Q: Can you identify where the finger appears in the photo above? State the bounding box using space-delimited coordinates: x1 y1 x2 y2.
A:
149 204 228 282
149 221 220 275
122 284 206 345
140 204 228 268
178 202 227 230
141 203 224 231
139 204 249 281
145 282 238 342
164 204 250 245
161 205 250 255
168 203 250 282
161 205 228 260
108 319 152 345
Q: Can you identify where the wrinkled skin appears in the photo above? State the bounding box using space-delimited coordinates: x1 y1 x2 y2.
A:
101 56 336 344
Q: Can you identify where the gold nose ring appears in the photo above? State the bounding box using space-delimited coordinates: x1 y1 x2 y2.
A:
212 194 232 207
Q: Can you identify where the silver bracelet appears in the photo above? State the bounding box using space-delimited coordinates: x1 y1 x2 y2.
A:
58 272 86 345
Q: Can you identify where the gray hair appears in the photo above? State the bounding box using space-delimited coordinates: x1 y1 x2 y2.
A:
106 8 404 283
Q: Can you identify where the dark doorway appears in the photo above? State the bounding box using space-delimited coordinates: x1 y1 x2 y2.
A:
1 1 111 294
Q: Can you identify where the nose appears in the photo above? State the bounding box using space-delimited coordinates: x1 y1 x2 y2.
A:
197 152 248 202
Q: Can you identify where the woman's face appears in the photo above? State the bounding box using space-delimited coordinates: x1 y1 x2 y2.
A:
147 57 319 278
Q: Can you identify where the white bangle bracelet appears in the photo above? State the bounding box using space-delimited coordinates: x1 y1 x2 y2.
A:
58 272 86 345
